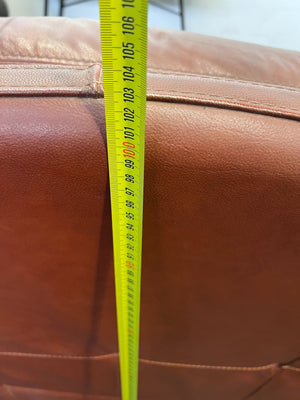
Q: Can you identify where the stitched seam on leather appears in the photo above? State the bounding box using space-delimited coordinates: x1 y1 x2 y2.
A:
0 86 88 89
139 358 277 371
0 66 88 70
0 351 119 360
1 58 299 92
0 351 278 371
88 67 300 94
0 55 93 63
147 69 300 93
1 64 298 115
149 89 300 113
1 351 299 373
2 63 299 96
97 78 300 112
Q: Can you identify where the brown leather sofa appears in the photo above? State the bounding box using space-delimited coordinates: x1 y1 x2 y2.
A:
0 17 299 400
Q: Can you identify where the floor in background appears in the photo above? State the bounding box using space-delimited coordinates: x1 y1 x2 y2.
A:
6 0 300 51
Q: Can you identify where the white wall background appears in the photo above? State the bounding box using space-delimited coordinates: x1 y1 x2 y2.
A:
6 0 43 16
185 0 300 50
5 0 300 51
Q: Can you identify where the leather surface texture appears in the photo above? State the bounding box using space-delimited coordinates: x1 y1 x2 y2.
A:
0 17 299 400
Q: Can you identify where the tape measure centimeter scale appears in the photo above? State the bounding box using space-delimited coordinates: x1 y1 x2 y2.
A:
99 1 148 400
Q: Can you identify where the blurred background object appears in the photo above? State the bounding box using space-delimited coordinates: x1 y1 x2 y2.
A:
44 0 185 29
0 0 8 16
4 0 300 51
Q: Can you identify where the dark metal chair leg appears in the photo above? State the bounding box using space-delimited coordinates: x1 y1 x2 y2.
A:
179 0 185 30
44 0 48 16
0 0 8 16
60 0 64 16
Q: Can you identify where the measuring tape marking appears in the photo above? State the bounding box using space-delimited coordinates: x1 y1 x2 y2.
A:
99 1 148 399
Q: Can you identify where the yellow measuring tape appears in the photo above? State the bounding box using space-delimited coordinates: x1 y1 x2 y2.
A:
99 1 148 399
